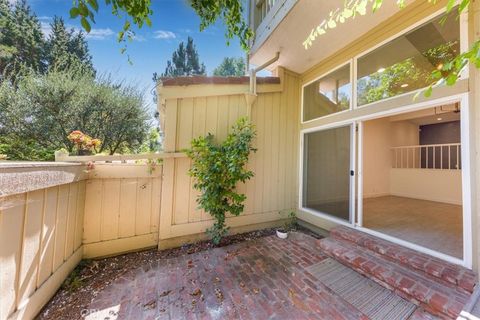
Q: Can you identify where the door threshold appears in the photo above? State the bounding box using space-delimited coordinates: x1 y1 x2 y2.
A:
354 225 465 267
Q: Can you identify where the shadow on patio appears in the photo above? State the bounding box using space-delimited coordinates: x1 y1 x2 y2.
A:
39 230 448 320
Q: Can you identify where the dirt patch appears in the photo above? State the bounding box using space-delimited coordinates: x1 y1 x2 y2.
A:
37 226 320 320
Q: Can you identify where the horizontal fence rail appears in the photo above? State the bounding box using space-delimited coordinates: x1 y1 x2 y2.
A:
56 152 186 163
391 143 461 170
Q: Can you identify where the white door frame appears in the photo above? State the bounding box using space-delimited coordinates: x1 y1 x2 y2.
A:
355 93 472 268
299 121 357 227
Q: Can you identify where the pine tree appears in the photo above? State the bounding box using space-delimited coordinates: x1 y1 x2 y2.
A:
0 0 45 77
213 57 246 76
160 36 206 77
45 16 94 75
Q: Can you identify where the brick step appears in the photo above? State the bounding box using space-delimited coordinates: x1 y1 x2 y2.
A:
318 237 471 319
330 226 477 294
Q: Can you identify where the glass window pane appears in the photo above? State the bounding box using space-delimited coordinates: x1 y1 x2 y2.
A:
302 126 351 221
303 64 351 121
357 11 459 106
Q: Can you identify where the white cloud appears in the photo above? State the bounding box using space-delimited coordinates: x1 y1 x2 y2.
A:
85 28 115 40
40 22 52 38
154 30 176 40
40 22 114 41
132 35 146 42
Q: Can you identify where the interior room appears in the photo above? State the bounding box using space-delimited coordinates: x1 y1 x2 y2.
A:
361 104 463 258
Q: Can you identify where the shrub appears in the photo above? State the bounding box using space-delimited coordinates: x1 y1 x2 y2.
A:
186 117 256 244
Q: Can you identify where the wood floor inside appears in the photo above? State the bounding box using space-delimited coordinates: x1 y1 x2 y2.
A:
363 196 462 259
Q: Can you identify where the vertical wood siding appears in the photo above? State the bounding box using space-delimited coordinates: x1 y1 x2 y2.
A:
82 165 162 258
0 181 85 320
160 71 300 239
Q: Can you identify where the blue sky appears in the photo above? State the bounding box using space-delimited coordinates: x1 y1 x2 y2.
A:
30 0 247 110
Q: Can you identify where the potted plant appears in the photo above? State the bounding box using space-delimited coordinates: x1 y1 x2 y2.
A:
67 131 101 156
276 211 297 239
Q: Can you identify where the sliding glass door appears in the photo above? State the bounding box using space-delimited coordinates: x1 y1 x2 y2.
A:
302 124 355 223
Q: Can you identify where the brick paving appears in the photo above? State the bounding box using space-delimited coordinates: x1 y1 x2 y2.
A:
320 226 477 319
80 232 448 320
330 226 476 293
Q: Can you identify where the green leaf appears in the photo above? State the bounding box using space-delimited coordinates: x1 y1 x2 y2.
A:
69 7 80 18
81 17 91 33
87 0 99 11
373 0 383 12
424 86 433 97
446 74 458 86
446 0 456 12
78 3 89 16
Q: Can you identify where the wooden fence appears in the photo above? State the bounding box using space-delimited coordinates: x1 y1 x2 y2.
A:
0 166 86 320
0 68 301 319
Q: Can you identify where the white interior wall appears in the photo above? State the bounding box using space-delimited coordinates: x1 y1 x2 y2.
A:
390 121 420 146
362 118 392 197
390 169 462 205
363 116 462 204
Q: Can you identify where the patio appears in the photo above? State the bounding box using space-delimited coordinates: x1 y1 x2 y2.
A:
39 231 449 320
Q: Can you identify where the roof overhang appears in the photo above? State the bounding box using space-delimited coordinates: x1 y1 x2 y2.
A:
249 0 407 74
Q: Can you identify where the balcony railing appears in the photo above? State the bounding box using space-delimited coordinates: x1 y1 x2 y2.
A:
256 0 278 23
391 143 461 170
251 0 295 51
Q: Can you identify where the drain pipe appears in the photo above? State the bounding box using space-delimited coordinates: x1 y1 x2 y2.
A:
246 51 280 117
249 51 280 96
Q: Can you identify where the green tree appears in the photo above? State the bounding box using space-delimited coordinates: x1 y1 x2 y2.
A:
186 117 256 244
158 36 206 77
45 16 94 74
0 68 151 159
0 0 45 77
69 0 252 51
213 57 245 76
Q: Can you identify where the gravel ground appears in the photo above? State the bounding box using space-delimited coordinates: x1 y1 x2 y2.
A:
37 226 321 320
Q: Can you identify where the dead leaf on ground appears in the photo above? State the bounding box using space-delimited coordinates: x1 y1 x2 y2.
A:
239 281 245 288
159 290 171 297
143 300 156 310
252 288 260 294
288 288 295 298
191 288 202 296
215 288 224 302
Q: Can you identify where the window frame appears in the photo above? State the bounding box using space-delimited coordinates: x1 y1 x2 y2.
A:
301 6 468 123
301 61 353 124
353 7 468 109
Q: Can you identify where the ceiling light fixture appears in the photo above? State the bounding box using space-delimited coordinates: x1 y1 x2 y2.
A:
437 117 443 121
377 67 386 73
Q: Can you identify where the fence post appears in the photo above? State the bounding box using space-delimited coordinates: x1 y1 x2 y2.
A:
158 98 178 247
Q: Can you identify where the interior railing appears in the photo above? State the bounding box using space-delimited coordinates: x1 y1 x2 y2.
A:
391 143 461 170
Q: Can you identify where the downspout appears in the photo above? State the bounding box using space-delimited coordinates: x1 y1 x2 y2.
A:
245 51 280 117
